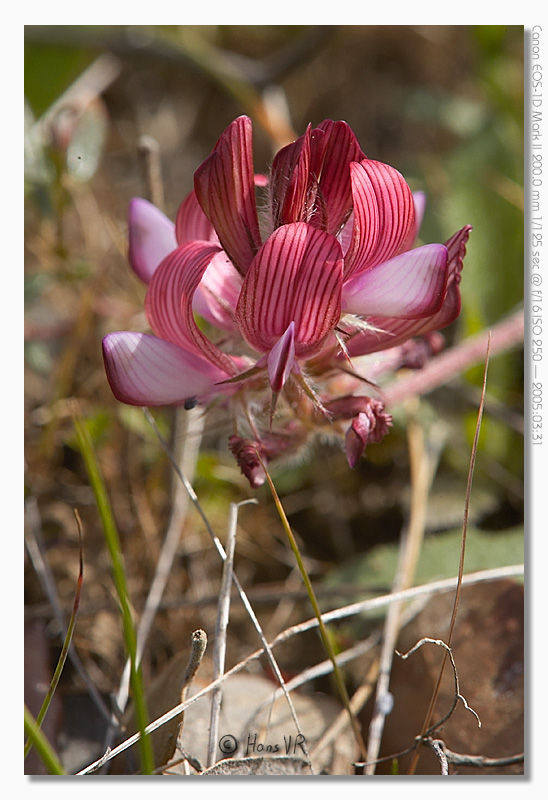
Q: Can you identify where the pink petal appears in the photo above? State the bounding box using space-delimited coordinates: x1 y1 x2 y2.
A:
344 160 415 279
128 198 177 284
145 241 239 376
397 190 427 253
445 224 473 279
343 227 471 357
175 190 217 244
192 251 243 331
194 116 261 275
267 322 296 392
235 222 343 358
102 332 229 407
342 243 449 319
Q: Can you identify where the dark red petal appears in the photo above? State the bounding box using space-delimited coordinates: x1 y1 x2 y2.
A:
235 222 343 358
269 125 312 228
309 120 367 235
193 116 261 275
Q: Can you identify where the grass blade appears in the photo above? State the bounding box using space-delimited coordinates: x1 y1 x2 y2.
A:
24 705 66 775
73 411 155 774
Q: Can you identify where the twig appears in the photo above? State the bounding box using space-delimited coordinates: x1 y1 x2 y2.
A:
76 563 521 774
406 333 491 775
396 637 481 732
207 500 257 767
177 631 208 734
429 740 524 770
137 135 165 211
143 409 309 765
365 403 445 773
382 309 521 407
24 495 112 723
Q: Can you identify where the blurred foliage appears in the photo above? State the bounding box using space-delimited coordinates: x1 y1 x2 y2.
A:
326 525 524 597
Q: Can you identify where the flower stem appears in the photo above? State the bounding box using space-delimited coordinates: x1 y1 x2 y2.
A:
258 454 368 762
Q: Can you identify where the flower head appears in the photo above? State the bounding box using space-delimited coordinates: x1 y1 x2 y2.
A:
103 116 471 483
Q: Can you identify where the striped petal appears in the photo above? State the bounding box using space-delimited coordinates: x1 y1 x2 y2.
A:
267 322 296 392
236 222 343 358
145 241 238 375
342 243 449 319
194 116 261 275
192 251 243 331
343 226 471 357
308 119 366 235
344 159 415 279
270 125 312 228
175 190 217 244
128 198 177 284
102 332 229 407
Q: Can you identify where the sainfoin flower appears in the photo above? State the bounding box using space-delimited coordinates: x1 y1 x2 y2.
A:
103 116 471 485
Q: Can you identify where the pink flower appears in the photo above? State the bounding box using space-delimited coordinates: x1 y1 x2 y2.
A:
103 116 471 479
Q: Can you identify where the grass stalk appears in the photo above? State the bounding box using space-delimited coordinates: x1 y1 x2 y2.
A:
406 334 491 775
73 412 155 775
24 706 66 775
259 456 368 762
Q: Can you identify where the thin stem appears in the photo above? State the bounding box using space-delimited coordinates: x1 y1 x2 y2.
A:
207 501 242 767
365 400 441 773
73 412 155 775
259 454 368 762
406 333 491 775
24 706 66 775
144 408 309 765
76 562 522 775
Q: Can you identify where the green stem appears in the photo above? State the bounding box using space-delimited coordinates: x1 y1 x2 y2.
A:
73 413 155 775
260 457 367 761
24 705 66 775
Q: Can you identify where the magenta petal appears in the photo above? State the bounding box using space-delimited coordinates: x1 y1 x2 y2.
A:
342 244 449 319
344 160 415 279
102 332 228 407
128 198 177 284
145 241 238 376
267 322 296 392
236 222 343 358
194 116 261 275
